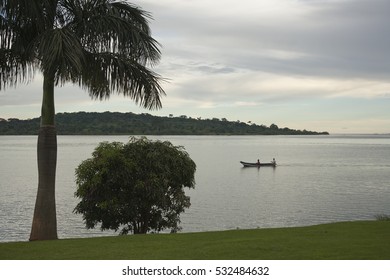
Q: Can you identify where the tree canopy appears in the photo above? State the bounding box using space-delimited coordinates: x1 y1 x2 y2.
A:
0 111 330 135
74 137 196 234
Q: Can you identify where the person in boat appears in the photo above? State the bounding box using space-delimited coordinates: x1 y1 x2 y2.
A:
271 158 276 165
257 159 260 165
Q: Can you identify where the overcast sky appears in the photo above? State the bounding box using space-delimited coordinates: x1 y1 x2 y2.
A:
1 0 389 133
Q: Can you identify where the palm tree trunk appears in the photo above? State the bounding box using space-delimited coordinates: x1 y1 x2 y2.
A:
29 73 58 241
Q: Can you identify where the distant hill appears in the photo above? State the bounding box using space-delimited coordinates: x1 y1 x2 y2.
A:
0 111 329 135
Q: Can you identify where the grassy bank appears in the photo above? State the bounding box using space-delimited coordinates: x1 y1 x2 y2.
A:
1 221 389 260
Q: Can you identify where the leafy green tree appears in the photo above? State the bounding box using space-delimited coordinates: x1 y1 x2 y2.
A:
74 137 196 234
0 0 164 240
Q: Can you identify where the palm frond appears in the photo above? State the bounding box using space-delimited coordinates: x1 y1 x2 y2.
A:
37 27 85 84
81 52 165 110
0 0 41 89
1 0 165 109
0 49 35 89
2 0 57 31
60 0 165 109
63 0 161 65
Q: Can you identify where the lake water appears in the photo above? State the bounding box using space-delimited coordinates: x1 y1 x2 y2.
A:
1 134 390 242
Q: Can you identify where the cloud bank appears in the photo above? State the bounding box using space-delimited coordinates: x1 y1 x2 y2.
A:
1 0 389 133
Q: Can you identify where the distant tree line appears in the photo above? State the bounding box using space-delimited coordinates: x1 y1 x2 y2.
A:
0 111 329 135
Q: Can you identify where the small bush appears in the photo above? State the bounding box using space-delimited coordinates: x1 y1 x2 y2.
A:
74 137 196 234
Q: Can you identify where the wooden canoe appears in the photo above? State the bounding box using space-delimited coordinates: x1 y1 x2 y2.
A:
240 161 276 167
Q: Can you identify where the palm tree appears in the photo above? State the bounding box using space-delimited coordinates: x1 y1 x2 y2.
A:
0 0 164 241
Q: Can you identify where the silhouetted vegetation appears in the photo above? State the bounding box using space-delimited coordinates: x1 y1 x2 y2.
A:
0 111 329 135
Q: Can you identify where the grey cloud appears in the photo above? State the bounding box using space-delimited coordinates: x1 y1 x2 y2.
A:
145 0 390 82
194 65 237 74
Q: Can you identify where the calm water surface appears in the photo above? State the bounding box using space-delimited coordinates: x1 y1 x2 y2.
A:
1 135 390 242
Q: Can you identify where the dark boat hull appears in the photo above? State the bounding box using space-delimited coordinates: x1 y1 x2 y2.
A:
240 161 276 167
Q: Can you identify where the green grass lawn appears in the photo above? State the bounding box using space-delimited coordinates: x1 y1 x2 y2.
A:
0 221 389 260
